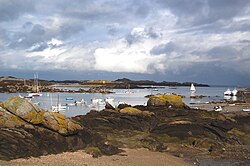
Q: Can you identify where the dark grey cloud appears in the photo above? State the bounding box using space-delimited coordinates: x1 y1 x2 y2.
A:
156 0 250 26
239 40 250 44
0 27 9 45
126 27 160 45
27 42 49 52
147 27 160 39
0 0 35 22
207 46 238 59
58 23 85 40
107 25 117 36
126 33 141 45
125 0 151 18
8 23 47 49
151 42 177 55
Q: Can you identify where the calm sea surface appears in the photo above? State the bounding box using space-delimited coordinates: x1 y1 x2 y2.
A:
0 86 237 117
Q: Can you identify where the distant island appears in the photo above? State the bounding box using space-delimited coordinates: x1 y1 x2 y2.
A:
0 76 209 93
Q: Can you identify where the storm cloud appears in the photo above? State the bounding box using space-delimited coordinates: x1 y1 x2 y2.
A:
0 0 250 86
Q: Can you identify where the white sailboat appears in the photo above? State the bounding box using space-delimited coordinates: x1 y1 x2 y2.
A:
28 72 43 97
224 89 231 96
104 97 114 105
91 98 105 105
52 104 67 112
51 93 67 112
231 88 238 96
190 84 196 92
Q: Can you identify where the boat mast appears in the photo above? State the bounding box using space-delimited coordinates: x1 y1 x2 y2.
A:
36 72 39 93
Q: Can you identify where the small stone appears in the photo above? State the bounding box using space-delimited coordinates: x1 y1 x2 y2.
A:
178 153 184 158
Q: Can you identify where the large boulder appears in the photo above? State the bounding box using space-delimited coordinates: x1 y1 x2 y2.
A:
42 112 83 135
0 97 101 160
119 107 154 116
0 107 27 128
3 96 83 136
4 96 44 124
147 94 187 108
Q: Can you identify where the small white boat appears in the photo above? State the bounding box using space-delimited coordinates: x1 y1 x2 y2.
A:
51 93 68 112
104 97 114 104
19 93 33 99
76 99 86 105
118 101 126 105
66 97 74 100
27 92 43 97
241 108 250 112
224 89 231 96
91 98 105 105
214 106 223 112
231 88 238 96
104 97 114 103
52 104 67 112
190 84 196 92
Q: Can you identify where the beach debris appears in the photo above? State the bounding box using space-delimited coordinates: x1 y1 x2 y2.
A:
214 106 223 112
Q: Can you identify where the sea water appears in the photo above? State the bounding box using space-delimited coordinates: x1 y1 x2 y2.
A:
0 86 236 117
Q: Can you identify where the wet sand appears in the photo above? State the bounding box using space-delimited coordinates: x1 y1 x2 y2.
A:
190 102 250 113
0 148 191 166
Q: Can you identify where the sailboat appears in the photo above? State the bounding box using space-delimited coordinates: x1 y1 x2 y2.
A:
104 97 114 105
231 88 238 96
125 84 133 94
51 93 67 112
28 72 43 97
224 89 231 96
190 83 196 92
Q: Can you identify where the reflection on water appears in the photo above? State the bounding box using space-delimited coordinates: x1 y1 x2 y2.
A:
224 95 237 101
0 86 236 117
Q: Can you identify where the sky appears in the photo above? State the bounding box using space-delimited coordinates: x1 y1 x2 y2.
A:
0 0 250 86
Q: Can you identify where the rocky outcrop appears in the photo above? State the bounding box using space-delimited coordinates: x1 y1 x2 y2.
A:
0 106 27 128
3 96 82 136
119 107 154 116
147 94 188 108
0 97 98 160
4 96 44 124
42 112 83 135
1 96 249 162
74 103 250 159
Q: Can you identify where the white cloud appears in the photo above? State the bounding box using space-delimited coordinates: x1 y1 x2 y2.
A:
94 35 166 73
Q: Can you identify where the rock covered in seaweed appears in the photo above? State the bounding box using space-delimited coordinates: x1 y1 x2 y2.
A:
119 107 154 116
42 112 83 135
4 96 44 124
147 94 188 108
0 106 27 128
2 96 82 136
0 96 100 160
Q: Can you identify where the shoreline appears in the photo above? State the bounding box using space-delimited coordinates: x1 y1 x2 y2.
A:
0 94 249 165
0 148 191 166
190 101 250 113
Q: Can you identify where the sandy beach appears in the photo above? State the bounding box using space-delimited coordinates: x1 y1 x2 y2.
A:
190 102 250 113
0 148 191 166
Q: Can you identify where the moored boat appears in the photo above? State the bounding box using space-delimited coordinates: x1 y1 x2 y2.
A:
52 104 68 112
224 89 231 96
104 97 114 104
28 73 42 97
190 83 196 92
66 97 74 100
231 88 238 96
91 98 105 105
241 108 250 112
27 92 43 97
